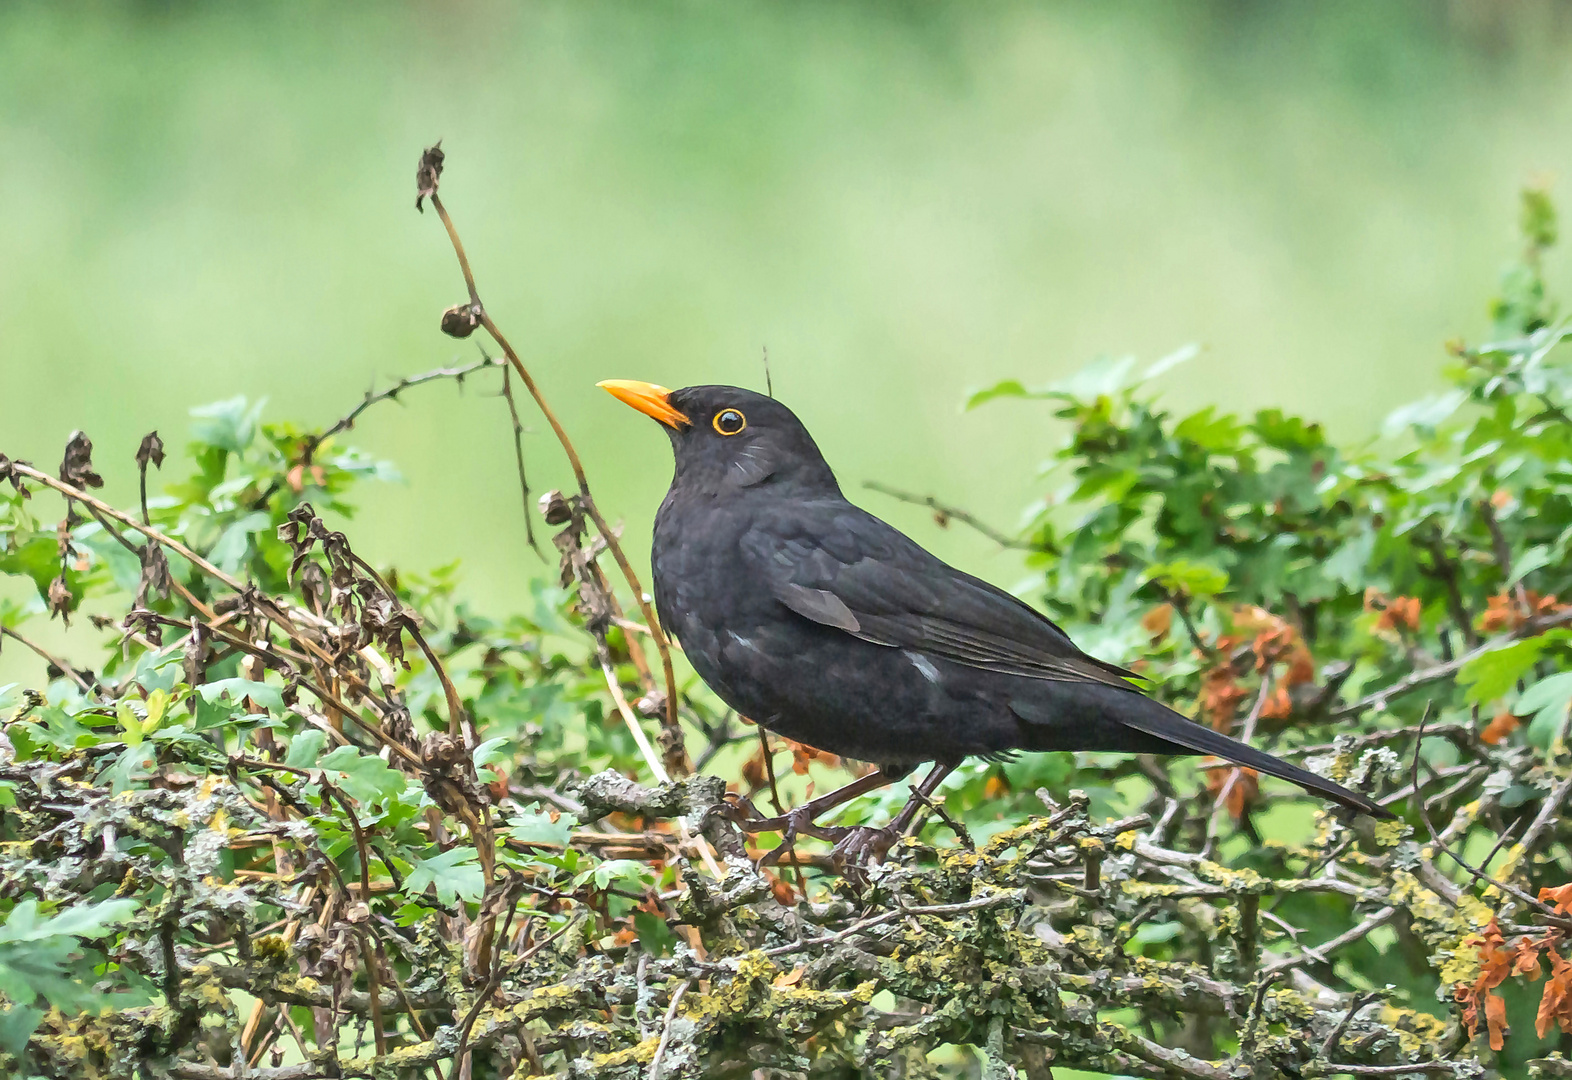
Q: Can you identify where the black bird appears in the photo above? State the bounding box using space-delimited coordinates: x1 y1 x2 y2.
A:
600 381 1390 863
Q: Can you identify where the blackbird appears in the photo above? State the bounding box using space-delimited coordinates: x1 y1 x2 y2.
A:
600 380 1390 863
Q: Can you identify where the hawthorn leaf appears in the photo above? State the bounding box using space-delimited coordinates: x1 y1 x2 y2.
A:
405 847 484 906
318 745 406 808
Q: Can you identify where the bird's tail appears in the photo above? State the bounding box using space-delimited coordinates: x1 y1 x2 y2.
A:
1118 698 1393 819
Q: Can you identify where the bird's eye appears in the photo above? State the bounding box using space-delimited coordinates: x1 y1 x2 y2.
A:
713 409 747 436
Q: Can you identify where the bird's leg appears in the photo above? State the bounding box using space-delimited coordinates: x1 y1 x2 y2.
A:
714 768 896 867
829 762 955 872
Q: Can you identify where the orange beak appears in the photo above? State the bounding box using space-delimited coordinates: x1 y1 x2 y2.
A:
596 380 690 429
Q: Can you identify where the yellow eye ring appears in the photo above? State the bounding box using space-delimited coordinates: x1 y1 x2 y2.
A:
713 408 747 435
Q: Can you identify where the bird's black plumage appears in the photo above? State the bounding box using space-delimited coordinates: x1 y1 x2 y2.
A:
603 381 1387 818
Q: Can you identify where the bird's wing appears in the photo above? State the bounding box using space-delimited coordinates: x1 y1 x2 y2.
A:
741 501 1138 689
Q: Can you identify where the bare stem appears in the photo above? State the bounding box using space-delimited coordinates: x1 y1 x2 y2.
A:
424 187 684 771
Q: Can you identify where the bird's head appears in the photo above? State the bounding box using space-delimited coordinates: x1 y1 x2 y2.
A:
597 381 840 496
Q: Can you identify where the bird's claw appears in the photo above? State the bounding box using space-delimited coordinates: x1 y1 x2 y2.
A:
713 792 781 832
828 824 902 873
712 796 850 869
757 806 855 868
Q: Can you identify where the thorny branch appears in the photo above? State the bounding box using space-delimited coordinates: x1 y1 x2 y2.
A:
862 480 1039 552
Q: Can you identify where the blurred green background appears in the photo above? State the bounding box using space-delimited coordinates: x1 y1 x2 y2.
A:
3 0 1572 684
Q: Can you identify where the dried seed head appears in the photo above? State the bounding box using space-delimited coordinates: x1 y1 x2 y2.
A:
415 141 444 211
60 431 103 490
47 574 74 624
538 489 572 526
136 431 166 470
440 302 480 339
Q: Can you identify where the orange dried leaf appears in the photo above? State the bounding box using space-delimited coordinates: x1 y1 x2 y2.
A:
1231 605 1280 633
1204 763 1258 820
773 965 806 988
1540 884 1572 916
1485 989 1509 1050
1251 623 1295 669
1480 711 1521 745
1513 937 1545 980
1141 603 1174 643
1539 949 1572 1038
1201 668 1248 732
1480 594 1518 634
1259 686 1294 721
1283 651 1316 687
767 872 796 907
740 749 768 790
1458 918 1517 1048
984 773 1011 800
1375 596 1420 634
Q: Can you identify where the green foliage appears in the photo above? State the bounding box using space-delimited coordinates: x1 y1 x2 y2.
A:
403 847 486 907
0 899 138 1056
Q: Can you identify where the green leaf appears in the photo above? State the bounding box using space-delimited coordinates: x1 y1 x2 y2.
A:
1508 545 1554 587
284 729 328 768
1323 532 1375 591
143 688 169 735
1514 671 1572 718
1516 671 1572 750
473 736 510 768
964 379 1029 411
0 1003 43 1059
1382 391 1466 436
0 898 139 945
209 511 273 574
318 745 407 808
1145 559 1229 599
190 396 266 453
633 911 677 956
508 807 573 848
1460 638 1546 703
579 859 652 893
1048 356 1137 400
1173 407 1245 452
198 678 283 711
404 847 485 907
99 743 158 794
115 702 144 748
1133 920 1184 945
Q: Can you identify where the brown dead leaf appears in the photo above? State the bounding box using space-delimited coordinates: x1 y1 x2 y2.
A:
1457 919 1515 1049
1259 686 1294 721
1540 884 1572 917
1375 596 1421 634
1539 947 1572 1039
1480 711 1521 745
1201 668 1248 732
773 965 806 988
1141 603 1173 644
1204 762 1258 820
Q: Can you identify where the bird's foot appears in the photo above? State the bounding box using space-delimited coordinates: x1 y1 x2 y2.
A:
828 824 902 873
713 793 780 832
714 795 849 869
